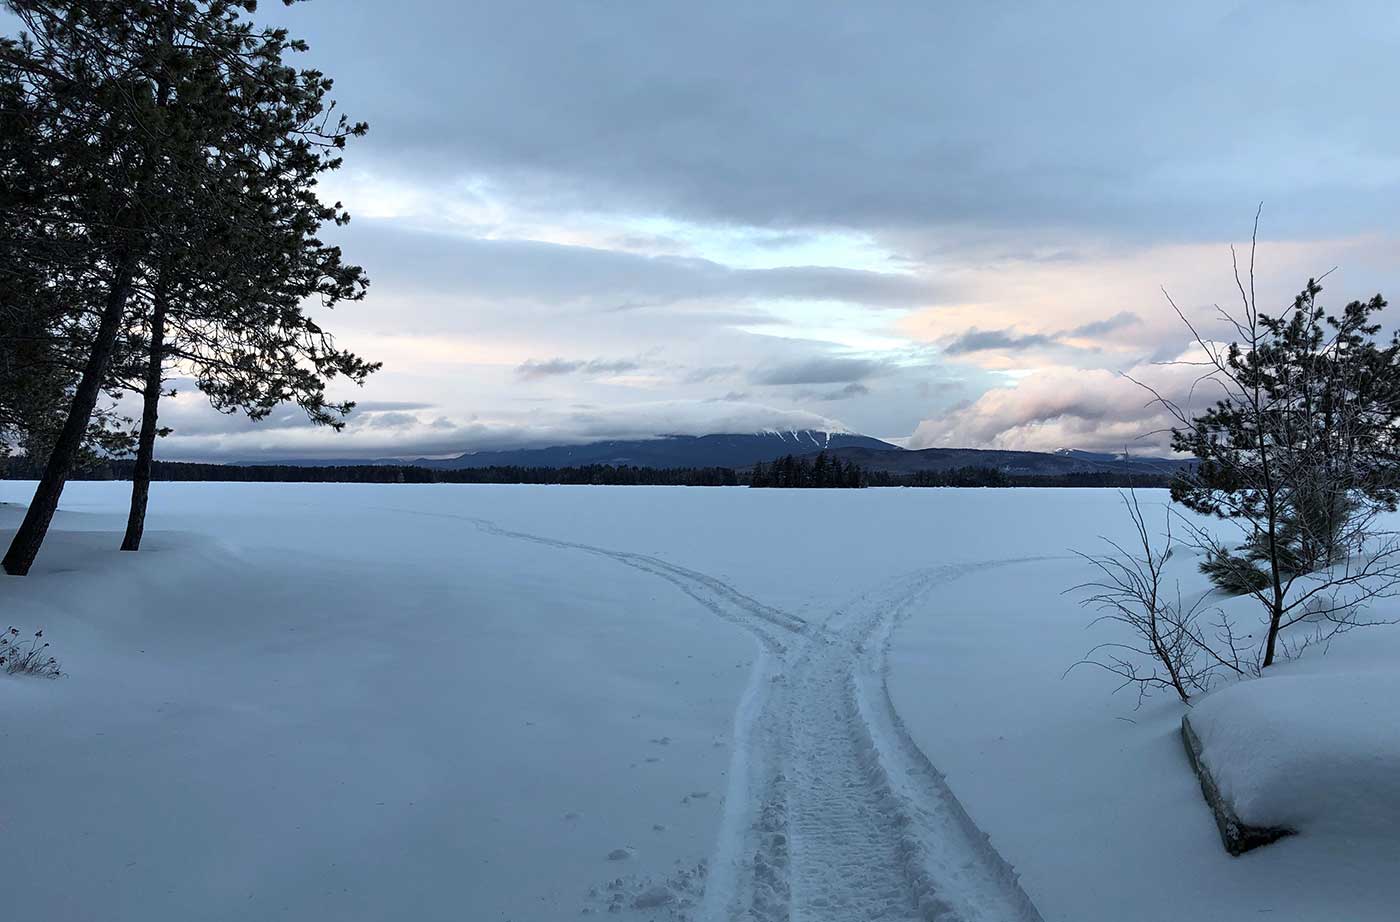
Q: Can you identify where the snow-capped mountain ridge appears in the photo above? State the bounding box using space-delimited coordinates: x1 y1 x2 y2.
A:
816 444 1191 476
388 430 898 471
756 428 850 448
1054 448 1134 462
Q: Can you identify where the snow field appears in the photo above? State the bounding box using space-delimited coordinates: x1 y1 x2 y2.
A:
4 482 1398 921
0 488 751 921
889 553 1400 922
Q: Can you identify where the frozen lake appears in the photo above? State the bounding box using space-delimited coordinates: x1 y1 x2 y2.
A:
2 483 1395 921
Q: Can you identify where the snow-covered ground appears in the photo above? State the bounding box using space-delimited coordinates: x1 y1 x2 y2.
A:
2 483 1397 921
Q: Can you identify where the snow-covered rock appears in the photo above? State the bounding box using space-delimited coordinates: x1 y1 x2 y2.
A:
1186 650 1400 842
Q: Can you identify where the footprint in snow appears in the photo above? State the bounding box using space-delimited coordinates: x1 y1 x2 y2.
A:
633 886 674 909
606 847 633 861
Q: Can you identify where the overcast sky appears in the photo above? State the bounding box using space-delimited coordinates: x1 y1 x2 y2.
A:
112 2 1400 458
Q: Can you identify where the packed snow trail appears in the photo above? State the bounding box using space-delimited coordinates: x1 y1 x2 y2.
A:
387 508 1046 921
727 564 1048 922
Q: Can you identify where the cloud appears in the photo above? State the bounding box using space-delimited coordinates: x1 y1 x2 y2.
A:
942 311 1143 355
347 400 438 412
752 357 884 386
813 383 870 402
942 329 1058 355
682 365 742 384
151 397 852 461
907 356 1210 454
516 357 642 379
353 222 941 310
1067 311 1141 338
116 4 1400 461
282 2 1400 243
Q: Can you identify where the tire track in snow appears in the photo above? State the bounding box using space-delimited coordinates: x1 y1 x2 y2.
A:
828 563 1050 922
385 506 1047 921
467 516 808 650
715 561 1050 922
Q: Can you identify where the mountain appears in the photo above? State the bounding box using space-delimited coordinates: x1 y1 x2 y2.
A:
808 445 1190 477
416 430 897 470
252 430 899 471
245 433 1189 477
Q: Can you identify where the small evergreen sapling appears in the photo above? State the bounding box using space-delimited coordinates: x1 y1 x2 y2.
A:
1138 213 1400 667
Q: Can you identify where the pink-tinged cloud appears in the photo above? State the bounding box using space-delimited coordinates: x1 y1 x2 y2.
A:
908 358 1218 456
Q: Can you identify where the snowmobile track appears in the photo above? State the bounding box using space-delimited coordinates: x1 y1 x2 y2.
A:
467 517 807 651
414 510 1046 922
710 563 1048 922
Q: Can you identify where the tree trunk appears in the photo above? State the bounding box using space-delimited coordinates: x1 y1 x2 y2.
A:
1256 401 1286 668
3 263 136 575
4 9 174 575
1261 533 1287 668
121 281 168 552
1262 500 1286 668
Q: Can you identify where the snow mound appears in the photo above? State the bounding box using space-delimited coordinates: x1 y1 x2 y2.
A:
1188 668 1400 838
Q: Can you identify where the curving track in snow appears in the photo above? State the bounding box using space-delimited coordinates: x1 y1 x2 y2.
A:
394 508 1046 922
716 564 1047 922
468 517 807 652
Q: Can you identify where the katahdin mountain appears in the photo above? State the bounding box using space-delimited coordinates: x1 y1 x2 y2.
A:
254 431 1190 476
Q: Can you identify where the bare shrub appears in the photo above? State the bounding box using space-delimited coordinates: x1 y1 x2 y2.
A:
1 626 61 678
1070 492 1248 705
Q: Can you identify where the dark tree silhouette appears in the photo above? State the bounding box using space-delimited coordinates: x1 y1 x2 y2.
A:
749 453 868 488
1 0 372 572
1143 220 1400 667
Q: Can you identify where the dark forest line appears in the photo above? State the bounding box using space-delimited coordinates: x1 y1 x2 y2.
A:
0 458 742 486
1 455 1172 489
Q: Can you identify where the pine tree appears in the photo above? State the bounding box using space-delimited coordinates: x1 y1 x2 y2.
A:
1 2 175 575
1 1 373 571
1167 273 1400 667
118 6 374 550
0 1 124 537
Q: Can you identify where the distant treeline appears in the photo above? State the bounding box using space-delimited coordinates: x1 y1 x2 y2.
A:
748 454 1174 489
750 453 866 488
0 458 740 487
867 466 1175 489
0 455 1172 489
